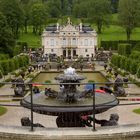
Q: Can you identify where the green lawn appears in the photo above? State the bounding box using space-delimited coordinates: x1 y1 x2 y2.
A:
0 106 7 116
18 23 140 49
98 25 140 41
133 108 140 114
18 32 41 48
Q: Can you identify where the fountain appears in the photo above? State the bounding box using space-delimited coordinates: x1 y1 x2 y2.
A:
21 67 119 127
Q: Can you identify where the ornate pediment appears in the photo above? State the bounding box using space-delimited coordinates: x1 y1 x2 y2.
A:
61 17 78 32
61 24 78 32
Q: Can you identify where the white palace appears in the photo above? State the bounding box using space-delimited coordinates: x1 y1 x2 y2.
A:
42 18 97 58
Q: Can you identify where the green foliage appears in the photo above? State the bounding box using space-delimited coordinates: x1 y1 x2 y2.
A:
129 60 138 75
0 12 15 56
130 51 140 62
13 46 22 56
8 60 15 72
73 1 88 18
124 58 130 72
45 80 51 83
0 55 29 75
101 41 118 50
118 44 131 56
30 2 48 34
118 0 140 40
0 61 9 75
27 74 34 78
119 56 126 70
88 80 95 83
132 43 140 52
13 58 19 69
87 0 111 33
0 54 9 60
101 40 140 50
0 0 24 38
111 54 121 68
137 64 140 78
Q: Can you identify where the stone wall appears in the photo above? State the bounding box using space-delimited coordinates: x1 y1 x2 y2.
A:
0 125 140 140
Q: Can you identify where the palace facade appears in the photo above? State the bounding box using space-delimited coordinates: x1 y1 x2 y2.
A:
42 18 97 58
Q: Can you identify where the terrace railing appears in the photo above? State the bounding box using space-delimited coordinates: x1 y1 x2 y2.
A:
0 81 140 131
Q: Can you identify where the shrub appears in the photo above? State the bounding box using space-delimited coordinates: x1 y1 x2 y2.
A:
45 80 51 83
8 60 15 72
136 64 140 78
27 74 34 78
129 60 138 75
0 54 9 60
101 40 140 51
130 51 140 61
1 61 9 75
111 55 121 68
13 45 22 56
124 58 131 72
88 80 95 83
120 56 126 70
13 57 19 69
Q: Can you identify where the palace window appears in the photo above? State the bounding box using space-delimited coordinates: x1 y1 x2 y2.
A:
63 38 66 46
50 39 54 46
51 49 54 52
90 40 92 45
85 49 88 52
84 39 88 46
72 38 76 45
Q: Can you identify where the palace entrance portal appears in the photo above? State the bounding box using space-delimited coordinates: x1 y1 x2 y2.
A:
63 49 77 59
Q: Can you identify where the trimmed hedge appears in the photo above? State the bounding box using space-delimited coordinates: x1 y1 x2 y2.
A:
0 55 29 75
101 40 140 50
111 54 140 76
130 51 140 62
118 44 131 56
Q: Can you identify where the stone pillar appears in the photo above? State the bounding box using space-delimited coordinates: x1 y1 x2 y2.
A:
66 48 68 58
71 49 73 59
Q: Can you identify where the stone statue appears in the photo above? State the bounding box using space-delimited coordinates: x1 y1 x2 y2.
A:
56 23 59 31
21 117 44 127
14 78 25 97
113 77 126 97
67 17 71 25
83 113 119 127
64 67 76 75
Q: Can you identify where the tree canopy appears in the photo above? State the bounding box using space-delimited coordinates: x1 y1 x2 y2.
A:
0 12 15 56
118 0 140 40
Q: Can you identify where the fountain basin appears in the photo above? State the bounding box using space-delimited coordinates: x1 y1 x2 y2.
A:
21 70 119 127
21 92 119 115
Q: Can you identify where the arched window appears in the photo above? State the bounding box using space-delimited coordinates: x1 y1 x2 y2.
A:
63 38 66 46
